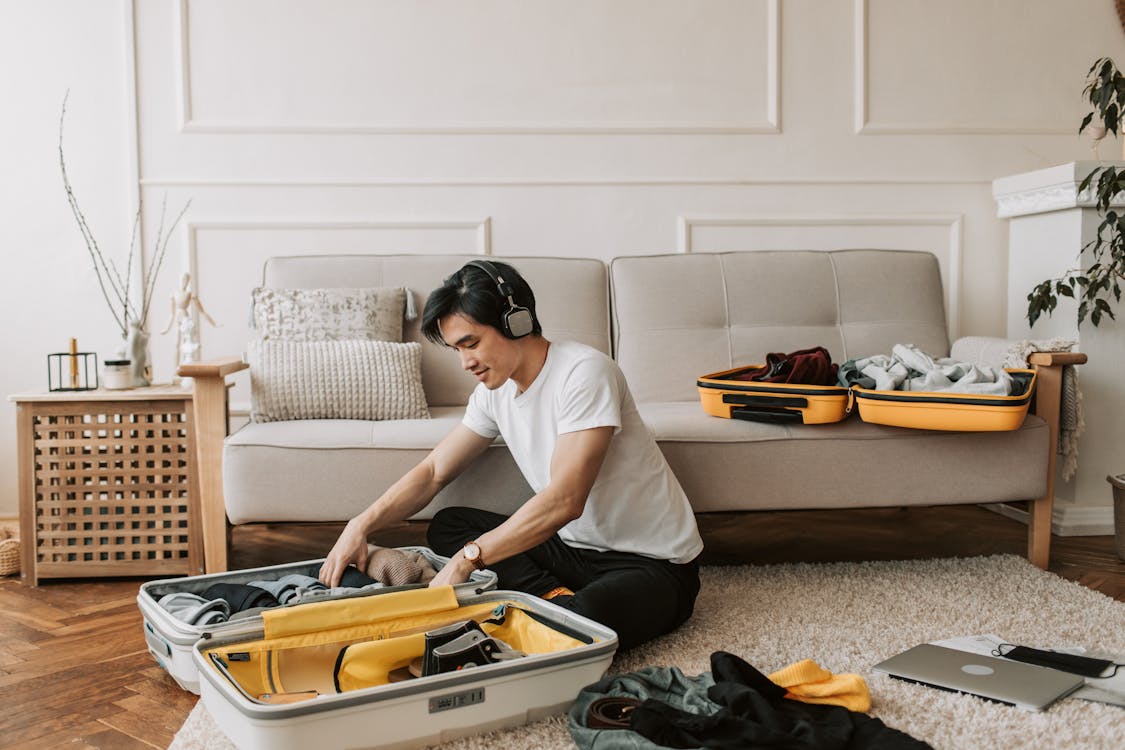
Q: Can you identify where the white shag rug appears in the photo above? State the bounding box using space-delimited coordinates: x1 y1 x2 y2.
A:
168 555 1125 749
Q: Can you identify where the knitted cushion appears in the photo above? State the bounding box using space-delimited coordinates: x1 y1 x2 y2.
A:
248 339 430 422
252 287 406 342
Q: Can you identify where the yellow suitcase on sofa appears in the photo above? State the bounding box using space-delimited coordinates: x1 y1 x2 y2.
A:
697 365 851 425
849 368 1037 432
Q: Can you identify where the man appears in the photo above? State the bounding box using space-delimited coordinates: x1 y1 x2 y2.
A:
319 259 702 650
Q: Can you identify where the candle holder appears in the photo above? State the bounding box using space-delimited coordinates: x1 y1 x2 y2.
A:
47 350 98 391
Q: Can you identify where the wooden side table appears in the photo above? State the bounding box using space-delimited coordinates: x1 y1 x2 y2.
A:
10 385 204 585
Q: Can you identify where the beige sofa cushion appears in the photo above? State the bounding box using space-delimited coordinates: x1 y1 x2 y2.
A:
611 250 950 403
223 408 533 524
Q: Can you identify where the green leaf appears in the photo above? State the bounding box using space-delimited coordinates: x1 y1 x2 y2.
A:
1080 112 1094 135
1091 308 1102 326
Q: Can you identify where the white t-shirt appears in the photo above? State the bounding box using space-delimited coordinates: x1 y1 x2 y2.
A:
462 340 703 564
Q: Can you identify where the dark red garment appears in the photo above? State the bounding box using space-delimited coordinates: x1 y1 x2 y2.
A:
730 346 838 386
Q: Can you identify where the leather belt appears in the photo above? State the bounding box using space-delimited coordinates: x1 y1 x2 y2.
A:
587 696 642 729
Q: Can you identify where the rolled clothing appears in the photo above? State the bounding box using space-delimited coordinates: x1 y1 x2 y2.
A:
247 574 327 605
839 344 1012 395
201 583 280 613
158 592 231 626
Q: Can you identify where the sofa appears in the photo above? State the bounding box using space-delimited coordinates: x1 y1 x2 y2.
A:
183 250 1084 574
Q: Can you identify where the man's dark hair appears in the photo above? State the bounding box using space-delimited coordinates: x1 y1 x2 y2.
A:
421 260 542 345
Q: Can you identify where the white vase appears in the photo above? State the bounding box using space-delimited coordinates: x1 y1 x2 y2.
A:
126 321 152 387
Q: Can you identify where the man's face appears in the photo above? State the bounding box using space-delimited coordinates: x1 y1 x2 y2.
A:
439 312 518 390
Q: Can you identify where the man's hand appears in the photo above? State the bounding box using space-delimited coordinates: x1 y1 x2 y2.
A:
428 553 474 588
318 517 371 587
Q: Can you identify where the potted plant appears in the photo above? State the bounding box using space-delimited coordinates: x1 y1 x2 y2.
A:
1026 57 1125 560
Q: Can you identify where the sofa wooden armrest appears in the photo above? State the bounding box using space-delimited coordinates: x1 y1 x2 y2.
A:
180 356 248 572
1025 350 1086 568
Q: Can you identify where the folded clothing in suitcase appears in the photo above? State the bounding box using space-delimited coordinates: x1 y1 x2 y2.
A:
697 364 851 425
850 368 1037 431
196 586 617 750
138 547 497 694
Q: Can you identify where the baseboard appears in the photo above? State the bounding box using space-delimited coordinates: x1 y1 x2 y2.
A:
983 502 1115 536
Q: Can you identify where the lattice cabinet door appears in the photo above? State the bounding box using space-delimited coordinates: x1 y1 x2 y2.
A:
14 390 204 584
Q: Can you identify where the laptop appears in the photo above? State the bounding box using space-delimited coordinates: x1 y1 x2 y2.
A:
872 644 1084 712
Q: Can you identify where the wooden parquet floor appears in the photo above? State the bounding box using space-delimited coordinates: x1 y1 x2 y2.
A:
1 505 1122 749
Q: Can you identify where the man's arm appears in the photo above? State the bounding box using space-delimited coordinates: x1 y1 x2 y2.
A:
319 424 493 586
429 425 613 588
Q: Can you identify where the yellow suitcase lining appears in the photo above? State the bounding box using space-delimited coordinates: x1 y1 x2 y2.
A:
202 586 591 701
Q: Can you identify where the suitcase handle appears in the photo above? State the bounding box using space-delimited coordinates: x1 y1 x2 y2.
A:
723 394 808 409
730 407 803 424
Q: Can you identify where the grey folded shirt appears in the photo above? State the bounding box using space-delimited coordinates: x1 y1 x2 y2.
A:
247 574 327 605
158 592 232 625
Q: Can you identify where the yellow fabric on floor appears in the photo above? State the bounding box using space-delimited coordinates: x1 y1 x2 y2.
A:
767 659 871 712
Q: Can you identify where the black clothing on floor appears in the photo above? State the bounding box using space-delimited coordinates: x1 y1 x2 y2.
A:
427 506 700 651
629 651 932 750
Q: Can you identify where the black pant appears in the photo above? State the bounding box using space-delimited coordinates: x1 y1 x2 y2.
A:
427 507 701 651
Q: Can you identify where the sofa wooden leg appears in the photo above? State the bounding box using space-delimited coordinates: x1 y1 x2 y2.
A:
191 374 231 573
1028 495 1052 569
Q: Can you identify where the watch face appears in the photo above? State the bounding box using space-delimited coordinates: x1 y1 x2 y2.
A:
464 542 480 561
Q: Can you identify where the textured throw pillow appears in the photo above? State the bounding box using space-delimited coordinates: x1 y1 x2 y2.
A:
251 287 406 342
248 339 430 422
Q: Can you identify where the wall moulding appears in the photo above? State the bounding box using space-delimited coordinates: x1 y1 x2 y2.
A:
174 0 780 135
677 213 964 338
139 177 992 189
182 219 493 270
853 0 1073 136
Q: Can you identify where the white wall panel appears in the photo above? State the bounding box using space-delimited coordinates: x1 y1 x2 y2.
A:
180 0 778 133
858 0 1121 134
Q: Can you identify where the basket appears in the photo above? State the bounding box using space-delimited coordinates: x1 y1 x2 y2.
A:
1109 474 1125 563
0 529 19 577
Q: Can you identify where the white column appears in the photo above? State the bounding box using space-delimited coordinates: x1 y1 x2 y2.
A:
993 162 1125 535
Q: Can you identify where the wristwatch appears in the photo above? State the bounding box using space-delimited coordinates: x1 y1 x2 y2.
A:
461 541 486 571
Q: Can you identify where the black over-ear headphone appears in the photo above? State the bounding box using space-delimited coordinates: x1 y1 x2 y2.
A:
466 259 536 339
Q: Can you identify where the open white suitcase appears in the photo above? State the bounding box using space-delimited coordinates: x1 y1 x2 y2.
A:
138 547 498 694
195 586 617 750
